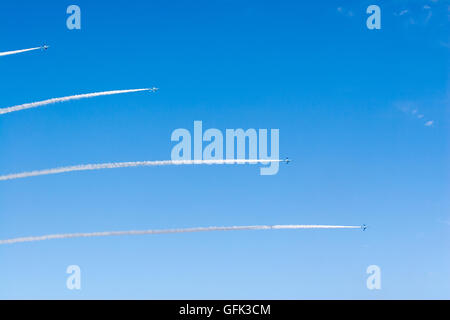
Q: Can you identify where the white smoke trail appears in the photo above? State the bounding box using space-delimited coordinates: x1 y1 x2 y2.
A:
0 88 153 115
0 159 283 181
0 224 361 245
0 47 41 57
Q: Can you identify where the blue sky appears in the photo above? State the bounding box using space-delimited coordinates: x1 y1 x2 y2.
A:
0 0 449 299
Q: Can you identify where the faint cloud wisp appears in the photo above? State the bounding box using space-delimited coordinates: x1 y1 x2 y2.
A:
395 101 436 127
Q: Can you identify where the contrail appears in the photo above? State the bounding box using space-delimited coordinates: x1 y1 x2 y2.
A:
0 47 41 57
0 225 361 245
0 88 154 115
0 159 284 181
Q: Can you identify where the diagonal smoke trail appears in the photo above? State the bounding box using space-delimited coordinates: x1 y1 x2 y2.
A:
0 47 41 57
0 88 154 115
0 225 361 245
0 159 283 181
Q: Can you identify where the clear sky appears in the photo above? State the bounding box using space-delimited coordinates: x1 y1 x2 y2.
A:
0 0 449 299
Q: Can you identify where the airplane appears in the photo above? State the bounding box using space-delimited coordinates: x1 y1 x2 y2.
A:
149 87 159 92
361 224 368 231
41 44 49 51
284 157 291 164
